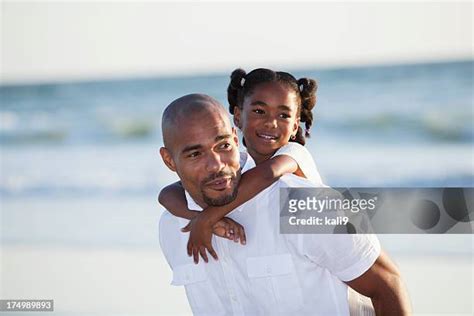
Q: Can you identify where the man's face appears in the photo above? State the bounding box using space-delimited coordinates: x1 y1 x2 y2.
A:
161 110 241 207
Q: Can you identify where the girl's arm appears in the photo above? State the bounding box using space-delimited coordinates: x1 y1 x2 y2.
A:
161 155 301 222
158 181 198 220
204 154 301 223
186 155 303 263
159 181 247 251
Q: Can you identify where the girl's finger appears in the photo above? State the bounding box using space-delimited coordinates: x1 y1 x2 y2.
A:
193 246 200 264
199 246 208 263
207 244 219 261
187 240 192 256
226 224 232 237
181 223 191 232
234 226 241 243
240 226 247 245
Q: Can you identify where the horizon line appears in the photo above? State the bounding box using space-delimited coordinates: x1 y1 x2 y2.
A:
1 56 472 88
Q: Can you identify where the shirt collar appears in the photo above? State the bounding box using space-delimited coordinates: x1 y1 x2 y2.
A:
185 190 203 211
240 151 256 172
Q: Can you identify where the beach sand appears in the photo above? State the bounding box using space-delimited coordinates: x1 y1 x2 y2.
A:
1 245 472 315
1 246 189 315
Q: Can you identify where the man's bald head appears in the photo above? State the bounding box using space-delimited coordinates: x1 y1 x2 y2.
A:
159 93 241 208
161 93 231 151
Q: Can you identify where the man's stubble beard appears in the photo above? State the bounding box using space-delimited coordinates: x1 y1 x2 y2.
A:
201 169 241 207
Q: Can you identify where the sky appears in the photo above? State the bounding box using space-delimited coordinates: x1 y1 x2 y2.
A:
1 1 472 84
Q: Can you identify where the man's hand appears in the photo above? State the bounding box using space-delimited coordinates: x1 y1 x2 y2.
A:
181 215 246 264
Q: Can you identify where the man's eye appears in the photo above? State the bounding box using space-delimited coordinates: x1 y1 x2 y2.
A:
188 151 200 158
219 142 232 150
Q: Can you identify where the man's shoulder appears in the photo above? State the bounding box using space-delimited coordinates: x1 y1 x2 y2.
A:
159 209 177 224
158 210 183 247
159 210 184 231
158 210 194 270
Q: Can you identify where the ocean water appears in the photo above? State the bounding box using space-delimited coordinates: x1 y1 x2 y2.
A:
1 60 473 251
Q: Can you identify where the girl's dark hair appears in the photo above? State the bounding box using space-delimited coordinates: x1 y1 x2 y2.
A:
227 68 317 146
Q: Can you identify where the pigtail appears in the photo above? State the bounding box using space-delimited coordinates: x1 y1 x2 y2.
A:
297 78 317 137
227 68 247 114
291 78 317 146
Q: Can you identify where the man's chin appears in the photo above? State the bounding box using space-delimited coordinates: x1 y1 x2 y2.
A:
202 188 238 207
201 171 241 207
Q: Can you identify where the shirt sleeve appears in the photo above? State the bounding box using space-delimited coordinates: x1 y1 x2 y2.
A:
159 211 192 270
278 175 381 282
300 233 381 282
272 142 324 186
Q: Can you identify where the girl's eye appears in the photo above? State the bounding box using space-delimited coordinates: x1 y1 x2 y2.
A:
279 113 291 119
252 109 265 115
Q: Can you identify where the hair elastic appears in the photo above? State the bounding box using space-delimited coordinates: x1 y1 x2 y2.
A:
240 78 246 87
299 84 304 92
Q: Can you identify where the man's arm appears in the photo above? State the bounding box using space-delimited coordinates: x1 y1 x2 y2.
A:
345 250 412 316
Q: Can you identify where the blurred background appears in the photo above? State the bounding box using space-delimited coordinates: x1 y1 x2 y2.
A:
1 1 472 315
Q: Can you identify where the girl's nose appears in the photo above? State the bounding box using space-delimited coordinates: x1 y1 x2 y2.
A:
264 117 277 129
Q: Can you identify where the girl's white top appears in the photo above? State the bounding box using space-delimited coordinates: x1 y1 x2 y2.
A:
272 142 325 186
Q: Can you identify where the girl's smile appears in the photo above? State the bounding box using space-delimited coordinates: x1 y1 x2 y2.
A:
256 131 279 142
234 81 300 164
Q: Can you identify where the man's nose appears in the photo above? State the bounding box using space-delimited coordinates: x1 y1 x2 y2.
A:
205 152 224 173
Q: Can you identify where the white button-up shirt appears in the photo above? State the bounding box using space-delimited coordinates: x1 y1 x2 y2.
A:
159 154 380 316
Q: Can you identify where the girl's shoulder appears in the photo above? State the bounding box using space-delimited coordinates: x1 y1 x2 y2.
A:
273 142 313 165
273 143 324 186
274 142 309 157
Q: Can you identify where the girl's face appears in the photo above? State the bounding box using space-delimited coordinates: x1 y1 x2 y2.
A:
234 81 300 164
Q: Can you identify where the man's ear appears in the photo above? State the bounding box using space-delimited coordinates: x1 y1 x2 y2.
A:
159 147 177 172
233 106 242 129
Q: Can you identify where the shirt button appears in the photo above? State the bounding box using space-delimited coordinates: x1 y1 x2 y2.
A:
230 295 237 302
266 266 272 274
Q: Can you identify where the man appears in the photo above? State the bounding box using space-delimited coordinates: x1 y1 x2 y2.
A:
159 94 411 315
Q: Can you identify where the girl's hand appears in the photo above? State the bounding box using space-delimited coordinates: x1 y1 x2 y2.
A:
213 217 246 245
181 215 246 264
181 215 215 264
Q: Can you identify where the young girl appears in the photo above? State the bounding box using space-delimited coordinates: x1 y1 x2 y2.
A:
159 67 321 263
